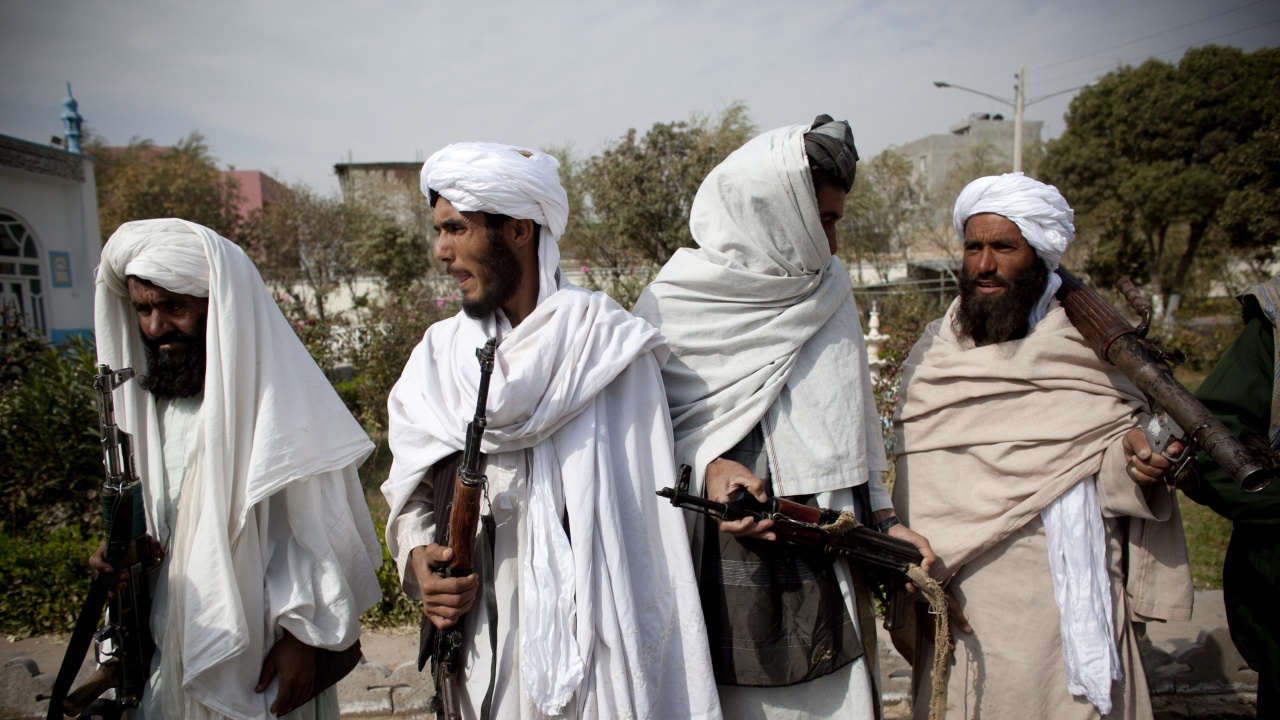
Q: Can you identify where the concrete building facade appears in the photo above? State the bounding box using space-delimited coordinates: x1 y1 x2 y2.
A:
0 134 101 343
895 113 1043 197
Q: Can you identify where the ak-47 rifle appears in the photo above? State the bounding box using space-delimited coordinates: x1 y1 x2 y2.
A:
429 338 498 720
658 465 954 720
658 465 923 576
44 366 155 720
1055 267 1274 492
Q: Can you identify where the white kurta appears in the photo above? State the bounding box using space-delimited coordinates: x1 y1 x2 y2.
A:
96 219 384 720
385 287 722 720
138 395 364 720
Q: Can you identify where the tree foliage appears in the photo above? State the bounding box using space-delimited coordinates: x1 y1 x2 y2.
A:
88 131 243 242
238 184 365 322
562 104 756 306
0 316 101 537
1042 45 1280 309
841 149 926 282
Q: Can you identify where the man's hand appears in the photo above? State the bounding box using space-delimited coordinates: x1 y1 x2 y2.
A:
89 537 164 598
256 630 315 716
410 544 479 630
872 509 938 591
1122 428 1184 485
705 457 776 541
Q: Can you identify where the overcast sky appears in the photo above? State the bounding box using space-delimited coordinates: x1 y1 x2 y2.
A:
2 0 1277 193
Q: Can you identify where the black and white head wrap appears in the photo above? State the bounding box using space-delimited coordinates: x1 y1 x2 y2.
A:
803 114 859 192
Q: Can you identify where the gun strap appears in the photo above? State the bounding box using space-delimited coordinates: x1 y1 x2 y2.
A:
479 514 498 720
46 571 114 720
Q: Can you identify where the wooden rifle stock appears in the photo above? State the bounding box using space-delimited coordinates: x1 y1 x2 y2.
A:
1055 267 1273 492
431 338 498 720
657 466 924 574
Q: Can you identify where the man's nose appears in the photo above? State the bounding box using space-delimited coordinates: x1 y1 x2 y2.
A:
974 247 997 275
432 234 453 263
141 311 171 337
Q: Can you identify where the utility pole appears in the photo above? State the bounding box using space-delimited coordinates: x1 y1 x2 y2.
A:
1013 65 1025 173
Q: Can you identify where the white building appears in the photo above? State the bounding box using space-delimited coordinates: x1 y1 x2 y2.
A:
0 86 100 343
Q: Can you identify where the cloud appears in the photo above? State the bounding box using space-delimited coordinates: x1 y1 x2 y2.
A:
2 0 1275 191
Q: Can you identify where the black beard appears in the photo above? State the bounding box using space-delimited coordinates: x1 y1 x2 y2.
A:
138 326 207 399
461 228 524 320
953 259 1050 346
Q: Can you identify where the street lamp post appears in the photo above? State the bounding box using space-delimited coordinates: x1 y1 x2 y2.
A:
933 68 1084 174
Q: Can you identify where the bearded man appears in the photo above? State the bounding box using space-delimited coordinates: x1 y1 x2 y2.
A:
382 142 721 720
891 173 1193 719
633 117 935 720
90 218 383 719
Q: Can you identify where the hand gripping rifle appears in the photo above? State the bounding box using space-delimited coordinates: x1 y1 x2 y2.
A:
429 337 498 720
44 366 155 720
1055 268 1274 492
658 465 924 574
658 465 953 720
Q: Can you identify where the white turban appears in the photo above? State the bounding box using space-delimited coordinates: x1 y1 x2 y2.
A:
99 221 210 298
421 142 570 305
95 218 378 718
953 172 1076 328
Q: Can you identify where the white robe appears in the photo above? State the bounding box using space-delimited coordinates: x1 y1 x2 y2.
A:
384 286 722 720
95 219 384 719
135 396 368 720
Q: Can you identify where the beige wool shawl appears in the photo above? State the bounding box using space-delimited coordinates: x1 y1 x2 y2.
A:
892 299 1191 621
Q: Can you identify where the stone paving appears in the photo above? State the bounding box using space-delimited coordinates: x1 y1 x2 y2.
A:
1 591 1258 719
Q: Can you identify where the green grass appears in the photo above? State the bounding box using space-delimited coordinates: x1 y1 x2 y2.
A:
1179 490 1233 590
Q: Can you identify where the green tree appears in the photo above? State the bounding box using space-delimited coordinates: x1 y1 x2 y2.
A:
0 316 101 537
841 149 926 282
238 184 364 323
88 131 243 241
1042 45 1280 311
569 104 756 306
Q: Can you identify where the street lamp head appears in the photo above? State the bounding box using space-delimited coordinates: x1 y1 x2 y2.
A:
933 80 951 88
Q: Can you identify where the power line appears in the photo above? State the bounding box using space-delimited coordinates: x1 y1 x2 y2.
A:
1030 0 1270 73
1034 16 1280 87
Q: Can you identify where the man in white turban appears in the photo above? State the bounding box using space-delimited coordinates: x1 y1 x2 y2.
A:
632 116 935 719
382 142 721 720
90 218 383 719
891 173 1193 719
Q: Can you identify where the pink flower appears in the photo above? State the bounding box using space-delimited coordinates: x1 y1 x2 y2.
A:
580 265 590 274
450 294 457 301
436 299 445 308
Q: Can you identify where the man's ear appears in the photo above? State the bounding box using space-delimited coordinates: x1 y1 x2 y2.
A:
509 218 536 250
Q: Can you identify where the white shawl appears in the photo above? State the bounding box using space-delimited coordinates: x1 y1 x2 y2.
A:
632 125 885 498
383 285 720 719
96 219 380 719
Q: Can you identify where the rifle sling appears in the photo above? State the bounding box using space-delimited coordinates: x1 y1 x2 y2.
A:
46 571 114 720
479 514 498 720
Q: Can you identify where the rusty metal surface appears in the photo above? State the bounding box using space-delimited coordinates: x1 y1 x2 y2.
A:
1055 268 1273 492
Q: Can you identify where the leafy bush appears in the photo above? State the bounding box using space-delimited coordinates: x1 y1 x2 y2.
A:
338 283 457 435
0 526 99 637
362 521 420 629
0 322 103 537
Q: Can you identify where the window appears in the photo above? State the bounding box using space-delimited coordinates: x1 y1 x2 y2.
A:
0 212 46 335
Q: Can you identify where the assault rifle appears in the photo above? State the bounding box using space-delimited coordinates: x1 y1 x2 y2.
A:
657 465 924 575
428 338 498 720
45 366 155 720
1055 268 1274 492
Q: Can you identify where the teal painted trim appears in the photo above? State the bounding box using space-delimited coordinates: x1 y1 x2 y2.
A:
50 328 93 345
